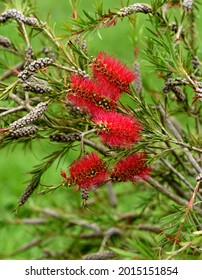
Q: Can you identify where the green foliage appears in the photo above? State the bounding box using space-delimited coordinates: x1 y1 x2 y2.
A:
0 0 202 260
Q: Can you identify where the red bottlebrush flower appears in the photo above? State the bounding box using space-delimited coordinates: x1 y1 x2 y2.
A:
94 74 121 101
110 153 151 183
91 52 136 92
93 111 142 148
67 75 116 116
69 152 108 190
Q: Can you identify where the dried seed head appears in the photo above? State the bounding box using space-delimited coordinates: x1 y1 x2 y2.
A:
118 3 152 17
165 78 188 87
0 35 12 48
18 179 38 206
23 82 52 94
75 35 87 53
171 86 186 103
183 0 194 11
10 125 38 138
24 45 34 67
66 102 85 117
18 57 53 82
1 9 25 23
42 47 56 60
168 22 178 33
81 189 89 205
74 67 89 78
82 251 117 260
133 61 142 94
50 132 81 142
191 56 201 77
10 101 49 130
0 9 39 26
24 16 39 26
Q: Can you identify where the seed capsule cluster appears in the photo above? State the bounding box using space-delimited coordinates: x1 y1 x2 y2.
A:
165 78 188 87
163 86 185 102
163 82 186 103
168 22 178 33
18 57 53 82
75 35 87 53
24 45 34 67
163 78 187 102
133 61 142 94
0 9 39 26
10 101 49 130
18 179 38 206
0 35 12 48
191 56 201 77
50 132 81 142
183 0 194 11
118 4 152 17
10 125 38 138
42 47 56 60
81 189 89 204
70 66 89 78
66 103 85 118
23 83 52 94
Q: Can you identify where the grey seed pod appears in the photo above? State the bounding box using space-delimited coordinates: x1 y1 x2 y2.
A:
42 47 56 60
24 45 34 67
191 56 201 77
82 251 117 260
168 22 178 33
18 179 39 206
183 0 194 11
1 9 25 23
0 16 7 23
10 101 49 130
0 9 39 26
18 57 53 82
0 35 12 48
10 125 38 138
50 132 81 142
24 17 39 26
81 189 89 202
165 78 188 87
66 103 85 117
23 83 52 94
171 86 186 103
118 3 152 17
163 85 171 93
133 61 142 94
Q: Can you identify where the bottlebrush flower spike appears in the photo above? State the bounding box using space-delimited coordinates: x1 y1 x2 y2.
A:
93 111 142 148
91 52 136 92
94 74 121 101
67 75 116 116
110 153 151 183
68 152 108 190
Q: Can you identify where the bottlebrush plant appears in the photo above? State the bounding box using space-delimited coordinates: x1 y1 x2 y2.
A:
0 0 202 260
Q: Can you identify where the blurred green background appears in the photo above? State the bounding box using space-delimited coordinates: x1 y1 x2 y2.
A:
0 0 202 259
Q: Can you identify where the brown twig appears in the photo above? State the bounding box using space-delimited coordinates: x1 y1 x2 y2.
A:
0 61 24 81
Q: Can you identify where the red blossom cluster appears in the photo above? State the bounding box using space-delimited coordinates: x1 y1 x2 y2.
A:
61 152 150 193
92 52 136 92
110 153 151 182
67 75 117 116
61 152 108 190
64 52 151 202
67 51 141 148
93 112 142 148
67 52 136 114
